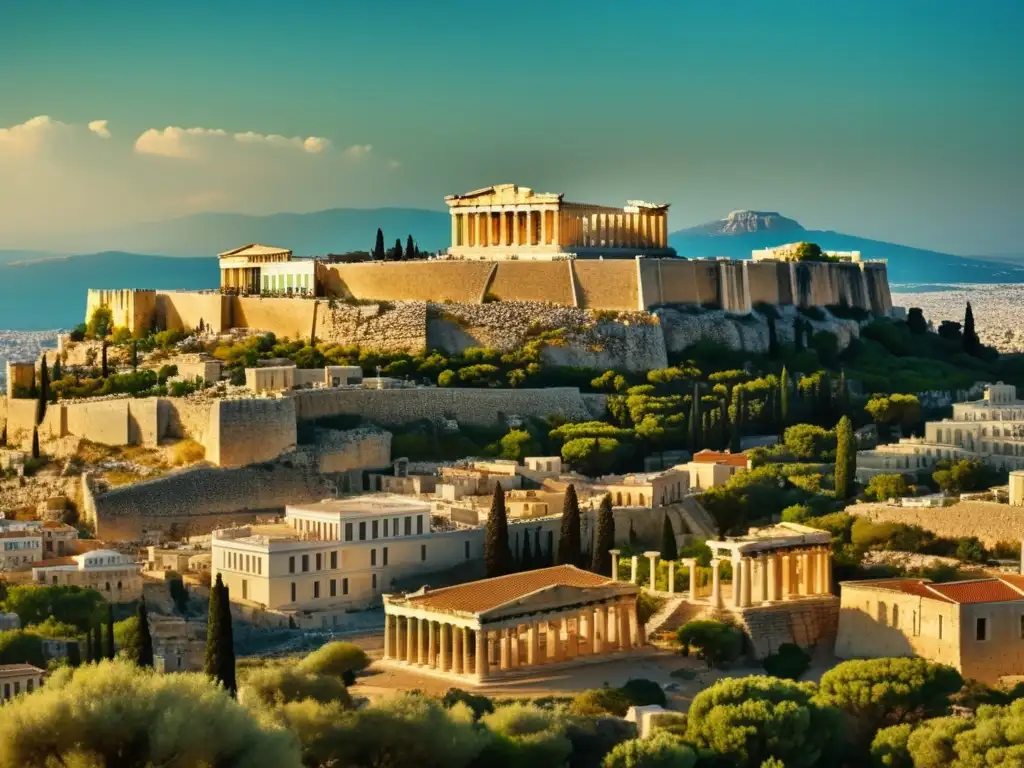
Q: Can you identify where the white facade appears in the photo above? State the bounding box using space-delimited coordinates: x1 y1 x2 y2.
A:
260 259 317 296
0 530 42 570
0 664 45 702
32 550 143 602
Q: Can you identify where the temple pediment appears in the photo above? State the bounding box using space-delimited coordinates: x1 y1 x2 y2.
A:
479 582 635 622
445 184 563 208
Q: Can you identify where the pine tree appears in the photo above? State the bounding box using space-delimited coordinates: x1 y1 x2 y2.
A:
834 415 857 499
484 483 512 577
52 357 61 382
767 316 780 358
963 301 981 356
373 228 386 260
205 574 237 695
37 354 49 424
127 597 154 667
520 529 533 571
67 639 81 667
660 512 678 562
31 427 40 460
92 621 102 662
590 494 615 575
688 384 701 453
105 603 115 660
405 235 416 260
101 341 109 378
780 366 791 427
837 370 850 417
131 340 139 372
557 484 582 566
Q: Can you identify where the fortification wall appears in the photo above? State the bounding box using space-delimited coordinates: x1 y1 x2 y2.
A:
571 260 639 310
290 387 596 427
85 289 157 333
127 398 161 446
652 260 720 307
65 400 130 446
314 301 427 352
161 398 213 444
230 296 316 342
487 261 575 305
157 292 229 333
313 427 392 473
746 261 788 306
321 262 493 303
206 398 297 467
87 464 332 540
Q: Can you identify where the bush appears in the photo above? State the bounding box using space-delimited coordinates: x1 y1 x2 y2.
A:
0 630 45 667
295 641 370 679
602 731 697 768
478 703 573 767
1 584 103 631
761 643 811 680
442 687 495 719
172 439 206 466
864 474 909 502
781 503 812 523
570 687 632 717
239 665 352 708
619 678 667 708
566 717 636 768
676 620 743 668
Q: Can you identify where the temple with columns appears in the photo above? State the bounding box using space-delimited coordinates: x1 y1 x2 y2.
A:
444 183 675 260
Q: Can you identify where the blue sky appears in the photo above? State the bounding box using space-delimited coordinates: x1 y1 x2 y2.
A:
0 0 1021 254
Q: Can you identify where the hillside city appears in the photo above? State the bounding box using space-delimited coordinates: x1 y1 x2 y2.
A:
3 187 1024 768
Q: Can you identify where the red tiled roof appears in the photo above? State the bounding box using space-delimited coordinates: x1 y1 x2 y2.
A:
405 565 615 614
928 579 1024 605
862 579 956 603
692 450 749 467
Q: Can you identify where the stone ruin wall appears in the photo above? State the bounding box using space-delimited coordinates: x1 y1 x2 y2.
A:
736 596 841 658
313 427 392 473
571 260 640 311
849 501 1024 548
314 301 427 352
83 463 332 541
85 289 157 333
205 398 297 468
230 296 316 341
156 291 229 334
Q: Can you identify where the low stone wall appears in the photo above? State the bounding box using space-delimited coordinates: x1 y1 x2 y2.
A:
290 386 597 427
312 427 392 473
314 301 427 352
230 296 317 342
206 398 297 467
848 501 1024 547
86 463 332 540
734 596 841 658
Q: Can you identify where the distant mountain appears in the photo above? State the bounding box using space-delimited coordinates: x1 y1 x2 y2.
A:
670 211 1024 284
49 208 453 258
0 252 216 331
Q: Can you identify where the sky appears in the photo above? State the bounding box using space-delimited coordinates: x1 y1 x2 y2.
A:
0 0 1021 255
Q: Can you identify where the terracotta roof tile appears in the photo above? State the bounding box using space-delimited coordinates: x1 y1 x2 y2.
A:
863 579 956 602
928 579 1024 604
404 565 615 614
692 450 749 467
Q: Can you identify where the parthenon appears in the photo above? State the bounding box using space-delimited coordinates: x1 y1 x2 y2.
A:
382 565 642 683
444 184 674 260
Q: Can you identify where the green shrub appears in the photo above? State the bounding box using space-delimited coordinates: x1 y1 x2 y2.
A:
570 687 632 717
602 731 696 768
619 678 667 708
295 641 369 679
761 643 811 680
676 619 743 668
239 666 352 708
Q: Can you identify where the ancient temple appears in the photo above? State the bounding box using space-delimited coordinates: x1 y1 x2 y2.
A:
444 184 674 260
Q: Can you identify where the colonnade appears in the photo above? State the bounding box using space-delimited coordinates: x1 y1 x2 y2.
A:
449 206 669 251
709 546 832 609
220 267 261 293
384 599 642 680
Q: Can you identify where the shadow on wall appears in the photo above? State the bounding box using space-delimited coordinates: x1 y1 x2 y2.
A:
834 606 917 659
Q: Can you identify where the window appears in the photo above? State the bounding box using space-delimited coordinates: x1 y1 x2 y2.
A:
26 678 33 692
371 549 377 567
301 555 309 572
313 581 320 599
343 578 349 595
404 516 412 535
877 602 888 626
383 519 389 538
372 520 379 539
465 540 471 559
257 558 261 575
242 579 248 600
383 547 389 566
345 523 353 542
291 582 296 602
372 573 377 590
14 682 19 695
417 516 424 535
421 544 427 562
289 556 295 573
977 617 988 642
330 551 338 569
359 521 367 541
315 553 322 571
330 579 337 597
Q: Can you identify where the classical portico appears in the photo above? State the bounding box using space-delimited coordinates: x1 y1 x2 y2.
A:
382 565 643 684
218 244 293 293
444 184 674 261
705 522 833 610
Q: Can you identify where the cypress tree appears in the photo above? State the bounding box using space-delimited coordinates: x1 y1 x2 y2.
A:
37 353 49 424
590 494 615 575
628 519 639 550
780 366 791 427
105 603 115 660
373 228 385 260
834 415 857 499
92 621 102 662
206 574 237 695
557 484 582 566
767 316 780 358
405 235 416 260
217 579 237 695
520 529 533 571
688 384 701 453
31 427 40 460
392 238 403 260
728 387 743 453
131 340 139 372
101 340 109 378
128 597 155 667
52 357 61 382
84 630 93 663
963 301 980 356
484 483 512 577
660 512 678 562
67 640 81 667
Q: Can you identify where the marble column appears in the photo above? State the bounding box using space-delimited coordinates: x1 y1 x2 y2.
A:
548 621 562 661
438 623 449 672
564 617 577 659
395 615 406 661
781 553 792 598
500 211 509 247
823 549 833 593
476 629 489 680
645 551 660 592
667 562 676 594
452 625 463 674
628 600 642 646
407 617 416 662
805 550 816 595
688 560 698 599
758 556 769 605
510 626 521 667
740 557 752 608
416 618 426 665
384 614 394 659
618 602 631 649
630 556 639 584
461 627 471 674
731 558 743 609
767 555 779 602
610 549 620 580
527 623 539 665
427 620 436 667
476 213 486 249
552 210 561 246
711 559 723 608
595 606 607 653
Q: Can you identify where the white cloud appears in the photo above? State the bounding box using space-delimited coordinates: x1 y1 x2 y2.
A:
0 113 387 246
88 120 111 139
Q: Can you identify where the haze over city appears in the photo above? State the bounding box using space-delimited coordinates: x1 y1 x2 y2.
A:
1 0 1022 256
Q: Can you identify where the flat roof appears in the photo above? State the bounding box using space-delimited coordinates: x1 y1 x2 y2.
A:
0 664 45 678
707 522 831 554
287 495 431 519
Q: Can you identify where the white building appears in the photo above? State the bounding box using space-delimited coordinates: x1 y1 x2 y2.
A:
32 550 143 602
260 259 318 296
751 242 862 263
0 664 45 702
857 383 1024 481
0 529 42 570
211 493 562 628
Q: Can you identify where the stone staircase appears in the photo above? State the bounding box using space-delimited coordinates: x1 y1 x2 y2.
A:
678 495 716 539
645 596 708 640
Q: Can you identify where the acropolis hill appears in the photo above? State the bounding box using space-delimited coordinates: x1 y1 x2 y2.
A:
85 184 893 351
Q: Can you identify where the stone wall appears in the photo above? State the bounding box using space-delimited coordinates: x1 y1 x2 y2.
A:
157 291 229 334
65 400 131 446
734 596 841 658
314 301 427 352
85 464 332 540
206 398 297 467
486 261 576 305
230 296 317 341
320 262 493 303
290 387 597 427
848 501 1024 547
312 427 392 473
85 289 157 332
572 260 640 311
